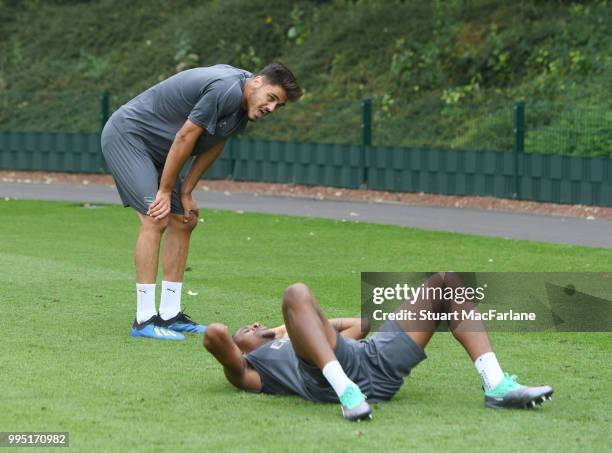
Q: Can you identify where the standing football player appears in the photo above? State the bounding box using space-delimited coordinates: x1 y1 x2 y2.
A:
102 63 302 340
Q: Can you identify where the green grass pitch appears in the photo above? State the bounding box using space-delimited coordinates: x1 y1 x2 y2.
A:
1 200 610 452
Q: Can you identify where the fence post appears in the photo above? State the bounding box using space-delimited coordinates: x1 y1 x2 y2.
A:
96 91 111 171
512 101 525 199
228 137 236 179
100 90 109 134
361 98 372 188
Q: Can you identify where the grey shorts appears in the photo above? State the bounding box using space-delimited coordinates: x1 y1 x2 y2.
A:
298 320 427 403
101 119 186 215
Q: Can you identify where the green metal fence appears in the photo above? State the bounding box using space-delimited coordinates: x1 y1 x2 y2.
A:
525 102 612 157
0 132 104 172
1 92 611 207
367 145 611 206
1 131 610 207
370 97 612 159
372 98 516 153
229 139 364 188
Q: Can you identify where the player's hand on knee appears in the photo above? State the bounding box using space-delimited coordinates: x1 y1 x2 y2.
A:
180 192 200 223
147 190 171 219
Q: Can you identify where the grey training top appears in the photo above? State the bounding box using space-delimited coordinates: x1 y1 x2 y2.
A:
244 335 375 403
112 65 251 165
244 325 427 403
244 337 333 401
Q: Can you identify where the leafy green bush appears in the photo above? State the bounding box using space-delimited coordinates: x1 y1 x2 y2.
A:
0 0 609 156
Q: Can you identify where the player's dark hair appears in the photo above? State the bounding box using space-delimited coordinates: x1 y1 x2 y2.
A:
257 63 303 101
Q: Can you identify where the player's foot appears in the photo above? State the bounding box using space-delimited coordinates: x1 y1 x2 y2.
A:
130 315 185 340
484 373 553 409
159 311 206 334
339 385 372 421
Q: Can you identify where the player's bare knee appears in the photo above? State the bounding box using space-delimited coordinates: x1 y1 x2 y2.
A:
282 283 312 311
158 217 171 231
204 323 228 350
428 272 446 287
360 317 372 336
184 215 198 232
170 215 198 233
141 214 169 233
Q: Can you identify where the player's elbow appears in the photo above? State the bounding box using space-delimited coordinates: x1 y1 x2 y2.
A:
175 120 203 144
203 323 229 351
359 318 371 338
174 130 195 146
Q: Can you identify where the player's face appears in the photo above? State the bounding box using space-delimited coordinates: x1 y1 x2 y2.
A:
233 322 275 353
245 76 287 122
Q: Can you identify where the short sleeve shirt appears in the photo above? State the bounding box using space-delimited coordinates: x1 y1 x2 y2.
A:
113 64 251 165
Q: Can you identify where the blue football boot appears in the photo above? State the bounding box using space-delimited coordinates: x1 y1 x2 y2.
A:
159 311 206 334
131 315 185 340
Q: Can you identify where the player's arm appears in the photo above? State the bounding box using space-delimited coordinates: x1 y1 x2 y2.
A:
181 140 226 194
330 318 370 340
178 140 226 222
270 318 369 341
203 323 262 392
148 119 204 219
269 324 288 339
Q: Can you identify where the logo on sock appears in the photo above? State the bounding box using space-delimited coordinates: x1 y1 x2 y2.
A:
167 288 176 293
138 289 147 293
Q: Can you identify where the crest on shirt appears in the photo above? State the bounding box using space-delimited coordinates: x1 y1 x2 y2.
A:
270 338 290 350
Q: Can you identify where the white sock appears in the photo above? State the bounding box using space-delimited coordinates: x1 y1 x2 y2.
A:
322 360 355 398
159 280 182 321
136 283 157 324
474 352 505 391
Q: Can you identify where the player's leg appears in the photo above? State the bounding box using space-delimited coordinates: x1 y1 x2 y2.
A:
405 273 506 398
130 212 183 340
282 283 371 421
162 214 198 283
388 272 508 359
135 212 168 285
281 283 337 368
440 272 553 408
388 272 553 408
157 211 205 333
388 273 492 356
386 272 445 350
101 127 184 340
438 272 492 360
